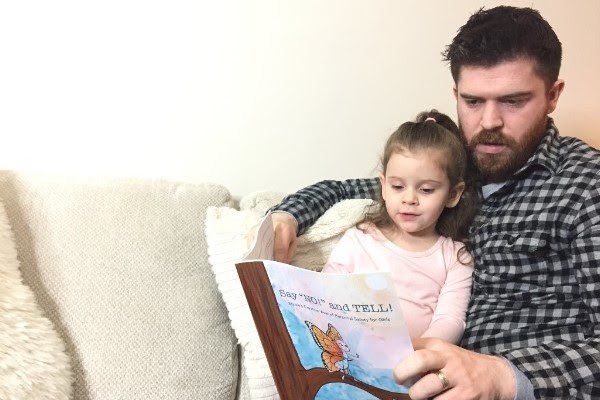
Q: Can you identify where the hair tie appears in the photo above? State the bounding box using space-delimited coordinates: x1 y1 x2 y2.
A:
425 117 437 123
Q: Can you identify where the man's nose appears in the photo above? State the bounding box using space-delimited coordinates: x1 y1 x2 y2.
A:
481 102 503 131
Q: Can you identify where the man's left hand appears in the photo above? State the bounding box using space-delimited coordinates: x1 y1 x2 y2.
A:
393 337 516 400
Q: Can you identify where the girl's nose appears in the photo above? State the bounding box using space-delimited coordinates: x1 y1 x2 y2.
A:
401 190 418 205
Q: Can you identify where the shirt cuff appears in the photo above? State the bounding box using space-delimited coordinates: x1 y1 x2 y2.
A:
501 357 535 400
267 210 299 231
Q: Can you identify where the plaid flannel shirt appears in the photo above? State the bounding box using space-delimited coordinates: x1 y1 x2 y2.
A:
272 121 600 399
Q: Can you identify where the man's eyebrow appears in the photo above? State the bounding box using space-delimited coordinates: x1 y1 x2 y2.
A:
459 93 483 100
460 91 533 100
497 91 533 101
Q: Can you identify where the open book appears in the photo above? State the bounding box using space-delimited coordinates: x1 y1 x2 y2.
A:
235 214 413 400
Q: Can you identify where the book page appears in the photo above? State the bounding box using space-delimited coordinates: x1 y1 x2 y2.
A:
244 213 274 260
262 259 412 398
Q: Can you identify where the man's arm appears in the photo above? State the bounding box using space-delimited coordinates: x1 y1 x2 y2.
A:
502 184 600 399
271 178 380 235
270 179 379 262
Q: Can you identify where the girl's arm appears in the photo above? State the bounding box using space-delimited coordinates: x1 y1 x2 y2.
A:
421 242 474 344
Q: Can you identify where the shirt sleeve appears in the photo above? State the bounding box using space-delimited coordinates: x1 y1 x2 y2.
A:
501 358 536 400
421 242 473 344
321 230 358 274
503 183 600 399
270 178 380 235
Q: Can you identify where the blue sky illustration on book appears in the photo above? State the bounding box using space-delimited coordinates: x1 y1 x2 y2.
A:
279 305 407 397
265 264 412 400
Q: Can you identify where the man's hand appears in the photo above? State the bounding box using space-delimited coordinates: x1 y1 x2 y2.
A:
394 338 516 400
271 212 298 263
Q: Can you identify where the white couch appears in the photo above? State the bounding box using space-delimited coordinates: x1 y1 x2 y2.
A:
0 172 246 400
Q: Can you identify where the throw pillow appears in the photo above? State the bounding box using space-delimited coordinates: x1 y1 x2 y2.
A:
0 200 72 400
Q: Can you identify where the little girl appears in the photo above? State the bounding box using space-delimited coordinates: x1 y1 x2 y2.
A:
323 110 479 344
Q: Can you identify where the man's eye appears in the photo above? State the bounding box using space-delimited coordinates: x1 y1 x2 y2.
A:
465 99 480 106
504 99 524 107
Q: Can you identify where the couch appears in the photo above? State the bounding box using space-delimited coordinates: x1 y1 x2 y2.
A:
0 171 244 400
0 171 373 400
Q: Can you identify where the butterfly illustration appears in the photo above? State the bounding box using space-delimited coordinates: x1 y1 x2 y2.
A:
305 321 359 376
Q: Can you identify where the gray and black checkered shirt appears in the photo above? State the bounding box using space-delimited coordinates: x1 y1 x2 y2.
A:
272 121 600 399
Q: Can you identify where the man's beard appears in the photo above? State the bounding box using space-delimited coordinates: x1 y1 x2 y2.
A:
463 117 548 183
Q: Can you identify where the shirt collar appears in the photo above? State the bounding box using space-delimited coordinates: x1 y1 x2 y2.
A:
482 182 506 199
513 118 561 177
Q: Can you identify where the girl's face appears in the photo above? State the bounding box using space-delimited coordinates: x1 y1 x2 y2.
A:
380 149 464 238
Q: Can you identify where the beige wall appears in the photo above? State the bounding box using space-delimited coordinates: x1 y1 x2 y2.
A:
0 0 598 197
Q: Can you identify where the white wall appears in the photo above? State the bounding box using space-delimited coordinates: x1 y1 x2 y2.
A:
1 0 598 198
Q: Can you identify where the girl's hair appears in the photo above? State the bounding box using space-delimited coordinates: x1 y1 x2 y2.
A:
359 109 480 252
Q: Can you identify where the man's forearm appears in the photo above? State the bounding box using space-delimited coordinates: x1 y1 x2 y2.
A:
504 338 600 398
271 178 379 235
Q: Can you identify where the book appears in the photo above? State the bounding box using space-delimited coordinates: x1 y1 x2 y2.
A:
235 214 413 400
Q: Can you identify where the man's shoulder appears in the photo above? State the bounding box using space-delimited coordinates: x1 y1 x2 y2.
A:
555 136 599 180
556 136 599 167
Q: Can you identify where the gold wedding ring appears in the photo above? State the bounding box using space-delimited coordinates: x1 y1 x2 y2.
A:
436 370 450 390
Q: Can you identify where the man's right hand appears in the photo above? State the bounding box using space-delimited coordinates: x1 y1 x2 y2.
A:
271 212 298 263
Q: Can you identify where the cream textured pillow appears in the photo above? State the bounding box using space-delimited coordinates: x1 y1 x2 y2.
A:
205 193 373 399
0 200 73 400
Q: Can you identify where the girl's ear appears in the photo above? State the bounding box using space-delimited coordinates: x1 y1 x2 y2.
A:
446 182 465 208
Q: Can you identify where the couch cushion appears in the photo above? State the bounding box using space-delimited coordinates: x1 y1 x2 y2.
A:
0 172 238 400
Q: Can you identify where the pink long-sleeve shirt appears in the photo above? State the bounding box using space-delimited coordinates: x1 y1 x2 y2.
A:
322 225 474 344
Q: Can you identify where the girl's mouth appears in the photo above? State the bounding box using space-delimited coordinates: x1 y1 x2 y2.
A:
399 213 419 221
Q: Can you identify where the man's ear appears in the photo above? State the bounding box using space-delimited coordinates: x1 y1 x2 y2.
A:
453 85 458 100
446 182 465 208
547 79 565 114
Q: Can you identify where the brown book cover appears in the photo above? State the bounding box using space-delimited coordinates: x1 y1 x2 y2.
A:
236 251 413 399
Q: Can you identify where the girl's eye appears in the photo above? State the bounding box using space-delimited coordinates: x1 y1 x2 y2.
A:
421 188 435 194
391 185 404 190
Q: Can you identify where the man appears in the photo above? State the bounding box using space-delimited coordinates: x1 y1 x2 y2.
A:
269 6 599 400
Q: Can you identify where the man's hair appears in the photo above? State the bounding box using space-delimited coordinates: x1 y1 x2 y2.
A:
443 6 562 85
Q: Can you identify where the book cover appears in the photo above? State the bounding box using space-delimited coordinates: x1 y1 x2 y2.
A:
236 214 413 400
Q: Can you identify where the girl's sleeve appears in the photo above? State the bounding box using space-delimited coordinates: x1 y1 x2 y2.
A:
421 242 474 344
321 229 359 274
